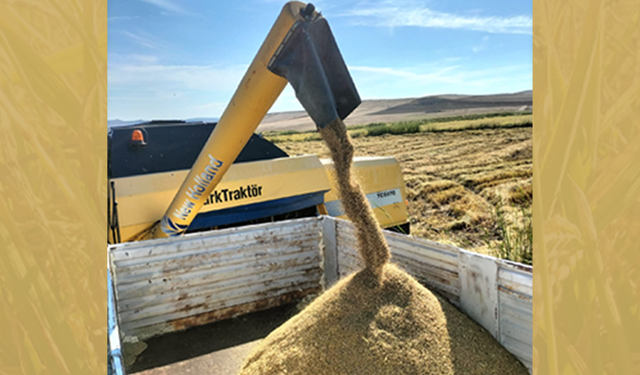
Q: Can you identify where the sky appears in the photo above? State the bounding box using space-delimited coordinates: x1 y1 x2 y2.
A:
108 0 532 121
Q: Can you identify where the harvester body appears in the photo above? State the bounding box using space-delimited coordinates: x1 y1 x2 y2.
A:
108 121 409 244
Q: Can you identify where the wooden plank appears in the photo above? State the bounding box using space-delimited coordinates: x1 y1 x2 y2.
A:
459 251 499 339
119 269 323 323
117 257 322 309
121 280 321 333
109 217 321 260
336 221 459 269
321 216 338 287
112 228 319 268
127 287 320 340
114 238 319 285
497 262 532 374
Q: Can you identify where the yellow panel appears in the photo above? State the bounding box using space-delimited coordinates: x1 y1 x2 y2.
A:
322 156 408 228
115 155 330 240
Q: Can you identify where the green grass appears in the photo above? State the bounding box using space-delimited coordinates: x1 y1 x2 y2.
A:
481 197 533 266
365 122 420 136
277 130 300 136
419 110 531 124
262 111 533 143
423 121 532 133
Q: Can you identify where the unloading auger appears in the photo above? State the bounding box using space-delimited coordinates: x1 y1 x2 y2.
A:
145 2 361 239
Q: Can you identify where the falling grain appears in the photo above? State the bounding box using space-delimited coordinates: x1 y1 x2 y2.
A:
318 119 390 277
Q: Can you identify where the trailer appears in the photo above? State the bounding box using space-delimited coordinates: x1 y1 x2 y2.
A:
107 216 532 374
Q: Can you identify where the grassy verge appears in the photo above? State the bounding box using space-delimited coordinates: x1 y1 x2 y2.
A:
364 122 421 136
481 194 533 266
263 111 532 143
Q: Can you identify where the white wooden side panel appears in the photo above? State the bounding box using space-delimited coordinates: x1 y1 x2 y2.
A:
109 218 324 339
334 219 460 305
498 262 533 373
459 251 499 338
321 216 339 287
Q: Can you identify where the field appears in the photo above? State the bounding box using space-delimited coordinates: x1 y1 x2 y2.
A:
265 113 533 264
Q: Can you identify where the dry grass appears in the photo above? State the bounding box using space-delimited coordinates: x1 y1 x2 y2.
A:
273 119 533 261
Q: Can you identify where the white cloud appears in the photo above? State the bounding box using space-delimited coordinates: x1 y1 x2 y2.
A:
342 1 531 34
108 15 141 22
350 65 461 85
121 31 171 51
109 53 159 64
109 60 248 93
138 0 187 14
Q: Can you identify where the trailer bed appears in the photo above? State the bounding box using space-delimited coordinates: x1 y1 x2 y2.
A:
108 216 533 374
129 304 296 374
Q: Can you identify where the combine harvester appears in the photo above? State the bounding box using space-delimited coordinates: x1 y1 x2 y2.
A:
107 2 532 374
108 121 410 243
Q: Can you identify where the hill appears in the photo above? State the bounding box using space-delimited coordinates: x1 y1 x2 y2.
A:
258 91 532 132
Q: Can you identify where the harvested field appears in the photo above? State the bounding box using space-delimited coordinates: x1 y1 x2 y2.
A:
268 116 533 263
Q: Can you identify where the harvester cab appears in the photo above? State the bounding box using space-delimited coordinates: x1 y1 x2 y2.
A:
107 2 409 244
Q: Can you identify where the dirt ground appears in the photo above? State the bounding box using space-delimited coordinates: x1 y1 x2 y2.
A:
275 127 533 260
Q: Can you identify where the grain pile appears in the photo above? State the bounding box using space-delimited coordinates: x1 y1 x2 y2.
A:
239 119 528 375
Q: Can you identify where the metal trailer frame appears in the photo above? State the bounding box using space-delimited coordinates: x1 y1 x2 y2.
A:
108 216 532 374
108 266 126 375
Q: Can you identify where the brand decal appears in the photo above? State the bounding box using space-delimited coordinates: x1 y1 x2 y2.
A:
325 188 402 217
204 184 263 206
160 154 224 236
171 154 224 222
377 189 396 199
160 216 189 236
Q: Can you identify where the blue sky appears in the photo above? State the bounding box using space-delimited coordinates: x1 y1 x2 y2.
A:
108 0 532 120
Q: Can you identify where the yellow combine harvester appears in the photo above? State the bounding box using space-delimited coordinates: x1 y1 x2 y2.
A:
107 2 408 244
108 122 409 244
